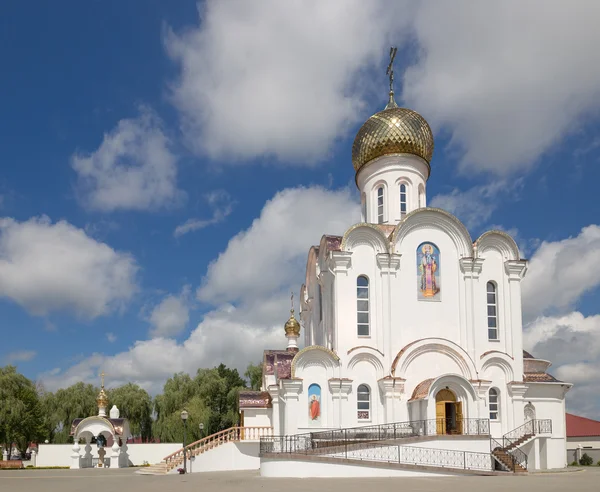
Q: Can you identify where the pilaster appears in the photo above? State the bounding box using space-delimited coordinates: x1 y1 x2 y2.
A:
281 379 303 434
459 258 484 359
267 384 281 435
376 253 401 363
507 382 528 432
329 378 353 428
505 260 527 375
378 377 405 423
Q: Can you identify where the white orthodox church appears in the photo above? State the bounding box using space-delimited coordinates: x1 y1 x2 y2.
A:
240 81 571 475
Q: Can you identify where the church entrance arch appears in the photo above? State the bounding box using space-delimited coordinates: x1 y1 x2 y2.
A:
435 388 462 435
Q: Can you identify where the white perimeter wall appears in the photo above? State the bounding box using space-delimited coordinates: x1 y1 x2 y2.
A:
186 442 259 473
407 438 489 453
37 444 72 467
36 443 182 467
261 458 454 478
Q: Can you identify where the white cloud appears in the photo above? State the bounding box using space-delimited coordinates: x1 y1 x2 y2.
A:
174 190 234 237
403 1 600 174
148 286 192 338
0 216 138 318
5 350 37 363
164 0 409 162
522 225 600 321
72 107 184 212
430 179 522 230
106 333 117 343
40 186 358 392
524 312 600 417
197 186 359 305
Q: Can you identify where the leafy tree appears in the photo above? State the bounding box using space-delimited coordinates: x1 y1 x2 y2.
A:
41 382 98 443
108 383 153 441
244 362 263 391
0 366 45 455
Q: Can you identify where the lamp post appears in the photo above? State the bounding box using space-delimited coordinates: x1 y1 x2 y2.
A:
181 410 189 474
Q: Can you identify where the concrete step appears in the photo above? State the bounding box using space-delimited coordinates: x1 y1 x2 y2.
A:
136 462 168 475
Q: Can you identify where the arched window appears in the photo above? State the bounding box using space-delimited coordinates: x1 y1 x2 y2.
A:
377 187 384 224
357 276 370 336
487 282 498 340
357 384 370 420
400 183 407 217
489 388 499 420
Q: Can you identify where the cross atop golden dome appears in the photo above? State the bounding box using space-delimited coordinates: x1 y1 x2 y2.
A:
352 47 434 176
96 371 108 409
284 293 301 337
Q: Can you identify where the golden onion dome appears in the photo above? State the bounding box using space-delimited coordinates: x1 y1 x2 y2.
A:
284 310 301 337
96 388 108 408
352 97 434 175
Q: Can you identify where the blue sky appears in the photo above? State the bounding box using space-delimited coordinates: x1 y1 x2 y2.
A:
1 1 600 417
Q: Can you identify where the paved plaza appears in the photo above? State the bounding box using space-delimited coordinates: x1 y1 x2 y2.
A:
0 468 598 492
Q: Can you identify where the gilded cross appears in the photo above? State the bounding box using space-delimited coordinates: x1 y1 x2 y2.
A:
386 46 398 94
290 292 295 314
100 371 105 388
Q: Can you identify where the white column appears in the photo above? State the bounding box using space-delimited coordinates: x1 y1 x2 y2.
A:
2 449 8 461
268 386 281 435
30 449 37 467
70 439 81 469
329 379 352 428
459 258 484 361
110 441 120 469
376 253 401 368
281 380 302 434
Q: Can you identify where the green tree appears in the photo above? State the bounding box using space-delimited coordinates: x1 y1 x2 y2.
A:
244 362 263 391
0 366 45 455
41 382 98 443
108 383 153 441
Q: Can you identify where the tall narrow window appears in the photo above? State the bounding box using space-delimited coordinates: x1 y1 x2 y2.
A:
361 193 367 222
377 187 384 224
400 184 407 217
357 384 371 420
318 284 323 322
489 388 499 420
487 282 498 340
357 276 370 336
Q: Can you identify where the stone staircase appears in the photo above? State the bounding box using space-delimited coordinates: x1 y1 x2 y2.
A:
490 419 552 473
137 426 273 476
136 462 168 475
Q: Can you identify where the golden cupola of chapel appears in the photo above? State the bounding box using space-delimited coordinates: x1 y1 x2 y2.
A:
352 48 434 176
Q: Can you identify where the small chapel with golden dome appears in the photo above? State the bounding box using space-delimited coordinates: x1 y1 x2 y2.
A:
240 52 571 474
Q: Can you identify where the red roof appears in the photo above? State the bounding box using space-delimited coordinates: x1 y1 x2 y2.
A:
566 413 600 437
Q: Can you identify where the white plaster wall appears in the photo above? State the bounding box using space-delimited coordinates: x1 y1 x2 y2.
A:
35 443 181 467
126 443 181 466
407 438 489 453
243 408 271 428
261 458 453 478
36 444 73 467
356 155 429 225
186 442 259 473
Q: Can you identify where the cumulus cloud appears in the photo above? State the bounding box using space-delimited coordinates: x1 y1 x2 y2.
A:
0 216 138 318
522 225 600 321
164 0 408 162
148 286 192 338
524 312 600 417
40 186 358 392
174 190 234 237
403 1 600 174
430 179 522 230
5 350 37 364
72 107 184 212
197 186 359 305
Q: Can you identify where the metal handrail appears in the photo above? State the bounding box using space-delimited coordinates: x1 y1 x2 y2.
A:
260 418 490 456
503 419 552 442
